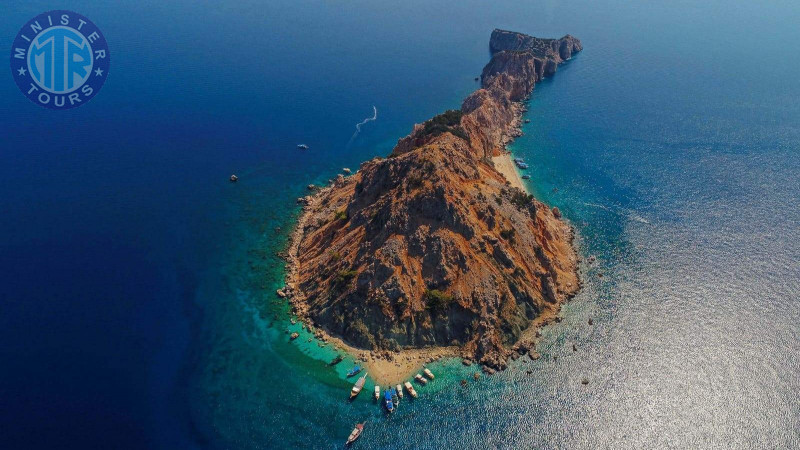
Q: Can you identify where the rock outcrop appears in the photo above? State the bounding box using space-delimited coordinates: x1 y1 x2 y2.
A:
285 30 581 370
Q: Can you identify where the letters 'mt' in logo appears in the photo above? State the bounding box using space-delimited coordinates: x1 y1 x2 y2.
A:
28 27 93 93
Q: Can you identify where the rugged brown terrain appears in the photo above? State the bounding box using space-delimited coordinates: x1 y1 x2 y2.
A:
284 29 582 371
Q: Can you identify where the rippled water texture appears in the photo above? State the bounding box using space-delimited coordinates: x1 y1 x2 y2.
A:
1 0 797 448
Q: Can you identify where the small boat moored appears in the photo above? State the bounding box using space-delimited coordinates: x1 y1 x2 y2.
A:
414 374 428 385
346 423 364 445
374 385 380 400
346 366 362 377
423 368 435 380
521 175 531 179
396 384 403 399
329 355 344 366
403 381 418 398
350 373 367 399
289 332 299 340
384 390 394 413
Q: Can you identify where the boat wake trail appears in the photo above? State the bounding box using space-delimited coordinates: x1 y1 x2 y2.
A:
348 106 378 145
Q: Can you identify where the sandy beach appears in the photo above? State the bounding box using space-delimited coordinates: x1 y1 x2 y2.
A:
492 152 527 192
321 331 459 385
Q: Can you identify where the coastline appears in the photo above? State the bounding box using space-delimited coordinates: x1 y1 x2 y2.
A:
282 113 572 385
282 29 582 384
492 152 527 192
321 333 458 385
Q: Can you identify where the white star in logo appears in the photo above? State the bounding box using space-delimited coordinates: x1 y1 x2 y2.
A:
94 68 104 77
17 67 27 76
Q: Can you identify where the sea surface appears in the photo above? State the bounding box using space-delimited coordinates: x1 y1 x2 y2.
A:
1 0 798 448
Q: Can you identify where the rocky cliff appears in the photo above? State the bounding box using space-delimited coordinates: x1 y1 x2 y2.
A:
285 30 581 370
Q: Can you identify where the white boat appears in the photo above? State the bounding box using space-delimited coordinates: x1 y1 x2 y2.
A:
346 423 364 445
297 144 309 150
396 384 403 398
374 385 380 400
423 368 435 380
414 374 428 385
350 373 367 399
404 381 418 398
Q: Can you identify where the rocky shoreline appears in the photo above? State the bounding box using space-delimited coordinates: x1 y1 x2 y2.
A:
281 29 582 378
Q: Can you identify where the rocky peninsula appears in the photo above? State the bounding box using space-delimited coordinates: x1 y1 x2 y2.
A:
283 29 582 383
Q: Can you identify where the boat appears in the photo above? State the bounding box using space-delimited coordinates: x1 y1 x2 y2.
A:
297 144 309 150
513 157 524 163
516 161 529 169
423 368 435 380
329 355 344 366
289 332 299 340
350 373 367 399
521 175 530 179
414 374 428 385
403 381 418 398
346 366 362 377
229 174 238 182
384 390 394 412
396 384 403 399
346 423 364 445
390 387 399 406
374 385 380 400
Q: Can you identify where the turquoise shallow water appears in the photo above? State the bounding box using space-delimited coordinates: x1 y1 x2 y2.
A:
1 0 798 448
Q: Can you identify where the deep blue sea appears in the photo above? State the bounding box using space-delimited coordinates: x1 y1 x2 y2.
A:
1 0 798 448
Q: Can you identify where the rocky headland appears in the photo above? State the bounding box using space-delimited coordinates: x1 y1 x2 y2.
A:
283 29 582 381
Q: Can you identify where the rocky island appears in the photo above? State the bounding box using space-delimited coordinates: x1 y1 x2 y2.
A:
284 29 582 382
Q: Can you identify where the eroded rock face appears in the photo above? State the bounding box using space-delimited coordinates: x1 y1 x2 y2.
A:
489 29 582 62
286 30 581 370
